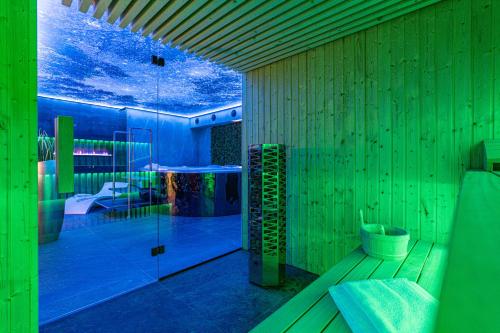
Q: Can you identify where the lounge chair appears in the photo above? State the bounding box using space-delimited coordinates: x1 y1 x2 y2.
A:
64 182 128 215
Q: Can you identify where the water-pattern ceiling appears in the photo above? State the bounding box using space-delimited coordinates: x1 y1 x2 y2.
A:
37 0 242 116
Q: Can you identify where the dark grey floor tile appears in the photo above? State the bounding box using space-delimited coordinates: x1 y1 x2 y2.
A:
40 250 317 333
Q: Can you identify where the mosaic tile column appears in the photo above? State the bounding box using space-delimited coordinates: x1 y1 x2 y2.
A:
248 144 286 286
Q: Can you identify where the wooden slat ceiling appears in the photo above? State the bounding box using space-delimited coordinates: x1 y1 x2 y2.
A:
63 0 441 72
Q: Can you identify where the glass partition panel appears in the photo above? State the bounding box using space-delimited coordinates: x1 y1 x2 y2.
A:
37 1 159 324
155 47 243 278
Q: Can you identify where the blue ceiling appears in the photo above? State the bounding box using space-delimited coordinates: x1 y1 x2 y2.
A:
37 0 242 116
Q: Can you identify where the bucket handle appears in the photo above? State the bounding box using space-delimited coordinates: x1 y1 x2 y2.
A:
360 209 385 235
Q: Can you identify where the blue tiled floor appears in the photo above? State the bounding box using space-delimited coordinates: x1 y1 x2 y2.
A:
40 250 318 333
39 211 242 324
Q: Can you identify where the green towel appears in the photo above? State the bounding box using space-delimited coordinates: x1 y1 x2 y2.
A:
329 278 438 333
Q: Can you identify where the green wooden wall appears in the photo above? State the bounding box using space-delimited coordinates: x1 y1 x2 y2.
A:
242 0 500 275
0 1 38 332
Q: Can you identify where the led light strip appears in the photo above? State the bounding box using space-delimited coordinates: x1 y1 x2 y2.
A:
38 94 241 119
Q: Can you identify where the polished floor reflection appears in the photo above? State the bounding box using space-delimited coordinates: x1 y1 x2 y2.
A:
39 212 241 324
40 250 317 333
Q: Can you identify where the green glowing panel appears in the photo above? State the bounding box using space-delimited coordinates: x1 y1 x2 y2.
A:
202 173 215 215
435 171 500 333
55 116 74 193
39 136 149 167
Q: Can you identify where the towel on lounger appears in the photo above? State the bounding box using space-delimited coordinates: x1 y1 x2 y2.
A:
329 278 438 333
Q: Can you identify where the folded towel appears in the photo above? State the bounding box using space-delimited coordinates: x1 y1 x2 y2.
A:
329 278 438 333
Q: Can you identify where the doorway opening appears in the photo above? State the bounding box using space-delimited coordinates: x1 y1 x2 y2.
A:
37 1 242 325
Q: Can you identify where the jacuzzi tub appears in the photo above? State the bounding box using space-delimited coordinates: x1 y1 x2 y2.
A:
156 165 241 217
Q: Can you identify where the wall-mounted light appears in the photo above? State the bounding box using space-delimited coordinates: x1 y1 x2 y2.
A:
231 109 236 117
211 114 216 121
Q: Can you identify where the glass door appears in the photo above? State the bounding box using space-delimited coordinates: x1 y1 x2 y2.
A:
37 1 161 324
154 48 242 278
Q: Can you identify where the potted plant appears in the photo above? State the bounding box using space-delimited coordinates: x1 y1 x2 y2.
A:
38 129 66 244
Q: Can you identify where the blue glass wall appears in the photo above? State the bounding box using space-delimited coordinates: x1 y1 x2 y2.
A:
126 109 210 167
38 96 127 140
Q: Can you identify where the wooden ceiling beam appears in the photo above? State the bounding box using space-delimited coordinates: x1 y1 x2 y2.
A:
155 0 225 43
237 0 440 71
219 0 375 66
78 0 93 13
188 0 288 55
93 0 112 19
119 0 150 28
141 0 187 37
218 0 386 64
107 0 133 24
62 0 443 73
130 0 169 33
232 0 405 69
170 0 244 48
148 0 205 40
200 0 323 60
174 1 266 50
204 0 353 62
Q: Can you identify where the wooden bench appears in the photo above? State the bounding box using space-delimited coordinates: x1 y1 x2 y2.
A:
251 240 447 333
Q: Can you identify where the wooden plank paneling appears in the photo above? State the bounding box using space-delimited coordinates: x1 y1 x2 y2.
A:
435 0 454 244
130 0 169 33
252 240 441 333
306 47 317 272
453 0 473 183
142 0 191 37
332 39 345 263
297 52 308 268
286 256 381 333
67 0 442 71
342 35 355 256
390 17 405 231
202 0 323 61
377 22 392 231
237 0 444 72
218 0 367 66
417 244 448 298
494 0 500 139
178 1 265 51
364 26 379 231
289 55 299 264
243 0 499 274
323 42 335 271
118 0 150 28
78 0 93 13
353 31 366 254
93 0 112 19
419 5 438 242
155 0 225 42
190 0 287 55
250 249 366 333
323 240 431 332
170 0 244 48
231 0 440 71
0 1 38 332
404 12 421 240
471 0 494 168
